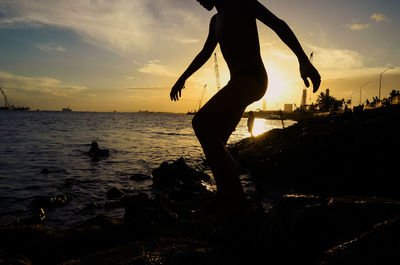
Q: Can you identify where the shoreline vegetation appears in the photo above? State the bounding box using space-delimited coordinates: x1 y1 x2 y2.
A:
1 103 400 265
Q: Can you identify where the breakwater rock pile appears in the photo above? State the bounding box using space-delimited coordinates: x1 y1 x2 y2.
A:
230 104 400 198
1 105 400 265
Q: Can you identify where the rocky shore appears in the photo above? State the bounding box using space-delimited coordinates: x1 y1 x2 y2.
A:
1 105 399 265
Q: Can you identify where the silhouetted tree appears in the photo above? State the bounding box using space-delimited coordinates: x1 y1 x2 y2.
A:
316 92 344 112
389 90 400 98
308 103 318 112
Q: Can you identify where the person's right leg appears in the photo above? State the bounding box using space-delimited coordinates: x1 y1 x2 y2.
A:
192 74 266 209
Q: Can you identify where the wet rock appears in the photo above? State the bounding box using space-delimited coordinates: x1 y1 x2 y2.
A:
130 174 151 181
123 193 178 226
258 195 400 265
152 157 212 200
106 187 124 200
58 237 212 265
0 216 126 265
0 255 32 265
231 105 400 198
40 168 49 174
63 178 75 188
32 194 70 209
318 217 400 265
16 208 46 225
83 202 98 211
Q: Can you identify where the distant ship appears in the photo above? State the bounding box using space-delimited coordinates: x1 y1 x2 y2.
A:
186 110 197 115
62 107 72 112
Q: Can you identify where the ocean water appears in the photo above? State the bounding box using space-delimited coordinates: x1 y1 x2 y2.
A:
0 111 295 228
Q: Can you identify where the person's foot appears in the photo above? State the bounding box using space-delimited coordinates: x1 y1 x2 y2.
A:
191 194 266 223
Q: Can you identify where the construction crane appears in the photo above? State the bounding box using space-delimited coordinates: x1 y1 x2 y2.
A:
214 53 221 91
0 86 13 109
198 84 207 111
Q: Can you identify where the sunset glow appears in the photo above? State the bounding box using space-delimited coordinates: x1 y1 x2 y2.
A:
0 0 399 112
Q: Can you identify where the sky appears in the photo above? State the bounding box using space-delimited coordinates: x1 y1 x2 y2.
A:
0 0 399 112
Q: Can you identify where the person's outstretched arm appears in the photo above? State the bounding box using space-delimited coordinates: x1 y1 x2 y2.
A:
254 1 321 92
170 15 218 101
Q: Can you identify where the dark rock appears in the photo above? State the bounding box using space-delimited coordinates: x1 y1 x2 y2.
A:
129 174 151 181
16 208 46 225
63 178 75 188
58 237 213 265
106 187 124 200
123 193 178 225
83 202 98 211
0 216 126 265
0 255 32 265
152 157 212 200
231 105 400 198
319 217 400 265
32 194 70 209
258 195 400 265
40 168 49 174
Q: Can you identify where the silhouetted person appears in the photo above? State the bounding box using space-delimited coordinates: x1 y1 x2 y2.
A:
89 141 109 158
170 0 320 213
247 111 255 137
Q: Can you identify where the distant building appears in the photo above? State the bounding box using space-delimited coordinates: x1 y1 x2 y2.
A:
262 98 267 111
301 89 307 107
284 104 293 112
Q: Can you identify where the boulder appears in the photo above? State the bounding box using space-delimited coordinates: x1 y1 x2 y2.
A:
257 195 400 265
129 174 151 181
319 217 400 265
123 193 178 226
32 194 70 209
231 105 400 198
106 187 124 200
152 157 212 200
40 168 49 174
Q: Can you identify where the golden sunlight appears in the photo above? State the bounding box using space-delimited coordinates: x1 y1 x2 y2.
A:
251 118 273 136
264 64 292 101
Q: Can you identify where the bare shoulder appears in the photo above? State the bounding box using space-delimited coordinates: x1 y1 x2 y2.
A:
253 0 281 27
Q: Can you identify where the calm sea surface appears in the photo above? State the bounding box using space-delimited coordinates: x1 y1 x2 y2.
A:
0 111 295 228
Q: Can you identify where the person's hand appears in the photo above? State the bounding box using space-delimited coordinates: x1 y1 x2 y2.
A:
300 61 321 93
170 78 185 101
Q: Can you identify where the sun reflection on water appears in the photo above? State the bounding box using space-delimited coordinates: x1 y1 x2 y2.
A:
251 118 274 136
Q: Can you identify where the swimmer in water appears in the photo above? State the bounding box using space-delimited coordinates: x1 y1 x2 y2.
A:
170 0 320 213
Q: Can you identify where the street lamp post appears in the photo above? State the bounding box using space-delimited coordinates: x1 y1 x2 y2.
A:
379 67 394 100
349 82 370 108
359 82 370 105
350 91 358 108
